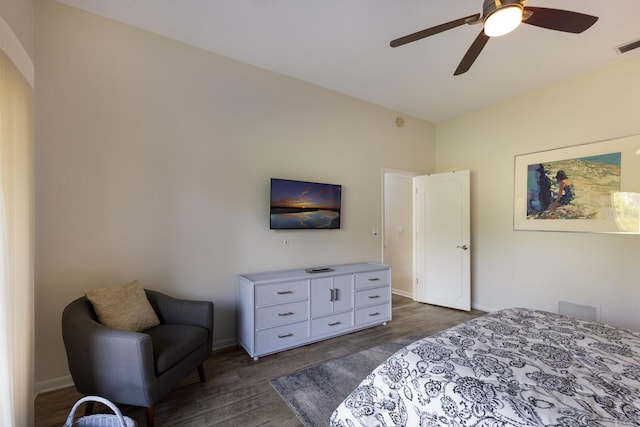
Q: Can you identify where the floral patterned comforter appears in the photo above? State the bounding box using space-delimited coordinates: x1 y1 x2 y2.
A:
331 308 640 426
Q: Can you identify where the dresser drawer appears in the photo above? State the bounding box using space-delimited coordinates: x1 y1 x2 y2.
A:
255 321 308 355
256 300 308 329
311 311 353 337
255 280 308 306
355 303 390 326
355 270 390 290
355 286 389 308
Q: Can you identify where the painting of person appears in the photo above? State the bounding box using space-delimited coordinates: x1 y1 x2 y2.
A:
547 170 575 211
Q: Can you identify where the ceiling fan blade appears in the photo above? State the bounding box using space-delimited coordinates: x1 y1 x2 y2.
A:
454 30 490 76
390 13 480 47
523 7 598 33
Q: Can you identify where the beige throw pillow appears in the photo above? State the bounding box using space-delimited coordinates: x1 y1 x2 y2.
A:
85 280 160 332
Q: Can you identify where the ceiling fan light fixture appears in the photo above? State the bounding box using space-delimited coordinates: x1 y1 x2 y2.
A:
484 4 523 37
390 0 597 75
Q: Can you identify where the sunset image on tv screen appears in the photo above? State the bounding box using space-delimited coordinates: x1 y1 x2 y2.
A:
270 179 341 229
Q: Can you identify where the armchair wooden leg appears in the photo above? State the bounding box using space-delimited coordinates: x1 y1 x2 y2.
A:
84 401 94 416
145 406 155 427
198 364 206 383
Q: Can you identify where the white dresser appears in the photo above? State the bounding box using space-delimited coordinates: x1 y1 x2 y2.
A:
237 262 391 360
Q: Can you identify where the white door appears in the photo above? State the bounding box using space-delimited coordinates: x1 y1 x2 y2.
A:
414 170 470 311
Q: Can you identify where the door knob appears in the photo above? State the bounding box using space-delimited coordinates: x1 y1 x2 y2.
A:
456 245 469 250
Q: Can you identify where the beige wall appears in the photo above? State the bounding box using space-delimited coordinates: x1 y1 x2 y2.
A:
0 0 34 58
34 1 435 391
436 54 640 330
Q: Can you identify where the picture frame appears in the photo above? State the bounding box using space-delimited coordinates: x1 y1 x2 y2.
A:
513 134 640 233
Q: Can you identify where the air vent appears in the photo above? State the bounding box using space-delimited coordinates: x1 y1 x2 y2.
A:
616 38 640 54
557 300 599 322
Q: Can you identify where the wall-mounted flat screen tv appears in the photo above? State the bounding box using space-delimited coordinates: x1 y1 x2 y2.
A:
270 178 342 229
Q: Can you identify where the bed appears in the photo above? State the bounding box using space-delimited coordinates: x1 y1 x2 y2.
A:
331 308 640 426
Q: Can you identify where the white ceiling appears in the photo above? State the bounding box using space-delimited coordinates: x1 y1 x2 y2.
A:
55 0 640 123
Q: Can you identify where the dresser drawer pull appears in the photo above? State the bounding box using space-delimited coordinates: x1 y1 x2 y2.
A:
368 312 380 317
277 333 293 339
368 295 380 299
368 278 380 281
278 312 295 317
328 321 342 326
277 290 294 295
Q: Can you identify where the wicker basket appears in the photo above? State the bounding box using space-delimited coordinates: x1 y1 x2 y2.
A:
63 396 137 427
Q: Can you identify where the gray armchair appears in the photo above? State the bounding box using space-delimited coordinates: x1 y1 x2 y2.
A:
62 289 213 427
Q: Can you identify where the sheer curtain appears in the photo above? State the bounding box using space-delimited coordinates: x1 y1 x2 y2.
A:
0 17 35 427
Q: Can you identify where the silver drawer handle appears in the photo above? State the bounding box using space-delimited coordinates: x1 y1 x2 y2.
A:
368 295 380 299
328 321 342 326
367 278 380 281
278 312 294 317
368 312 380 317
278 333 293 338
277 290 293 295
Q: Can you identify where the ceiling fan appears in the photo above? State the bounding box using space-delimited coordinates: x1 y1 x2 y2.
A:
390 0 598 76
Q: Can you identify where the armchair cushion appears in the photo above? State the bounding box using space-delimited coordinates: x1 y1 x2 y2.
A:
85 280 160 332
146 324 209 375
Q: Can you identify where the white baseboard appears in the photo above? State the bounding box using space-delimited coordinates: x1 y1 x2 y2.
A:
392 289 413 299
471 303 497 313
392 292 493 315
36 338 239 396
213 337 237 351
35 375 73 396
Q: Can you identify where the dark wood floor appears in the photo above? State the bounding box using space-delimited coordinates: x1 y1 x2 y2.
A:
35 295 485 426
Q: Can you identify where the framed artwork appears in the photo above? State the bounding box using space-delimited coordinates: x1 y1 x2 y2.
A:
514 134 640 233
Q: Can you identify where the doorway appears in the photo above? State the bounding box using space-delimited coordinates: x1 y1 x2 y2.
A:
382 169 416 298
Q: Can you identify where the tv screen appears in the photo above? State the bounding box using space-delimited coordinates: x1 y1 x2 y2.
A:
270 178 342 229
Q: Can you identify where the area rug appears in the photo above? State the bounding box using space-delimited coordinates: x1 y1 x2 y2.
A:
270 336 421 427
